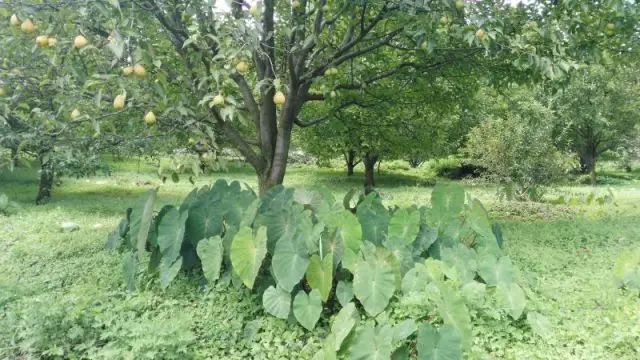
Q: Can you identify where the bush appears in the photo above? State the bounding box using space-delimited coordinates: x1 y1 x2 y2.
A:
614 249 640 294
465 115 571 201
108 181 546 358
431 157 486 179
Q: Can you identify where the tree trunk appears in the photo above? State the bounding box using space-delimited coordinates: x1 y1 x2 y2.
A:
36 154 54 205
10 147 18 168
578 147 597 185
363 152 379 194
344 150 358 176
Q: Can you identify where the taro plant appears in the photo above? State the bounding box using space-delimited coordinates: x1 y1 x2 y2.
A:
613 249 640 293
108 181 543 358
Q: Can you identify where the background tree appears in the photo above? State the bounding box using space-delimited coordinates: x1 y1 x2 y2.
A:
552 65 640 184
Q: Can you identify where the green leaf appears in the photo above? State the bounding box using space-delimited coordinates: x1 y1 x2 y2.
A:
431 183 464 226
157 207 188 263
230 226 268 289
402 263 431 294
460 281 486 305
441 245 477 284
526 311 553 339
129 188 158 260
478 254 514 286
349 324 394 360
331 302 359 351
417 324 462 360
339 212 362 253
436 282 472 349
262 285 291 319
388 207 420 245
273 233 310 292
123 251 138 292
197 236 224 284
496 282 526 320
336 281 354 307
159 256 182 289
356 194 390 246
393 319 417 343
353 255 396 317
306 254 333 302
293 289 322 330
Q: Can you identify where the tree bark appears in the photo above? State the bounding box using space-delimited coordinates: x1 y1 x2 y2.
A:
363 152 379 194
344 150 359 176
36 154 54 205
578 146 597 185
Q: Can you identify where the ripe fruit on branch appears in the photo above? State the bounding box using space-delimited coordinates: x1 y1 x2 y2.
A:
273 91 286 105
455 0 464 11
144 111 156 125
439 15 449 26
188 138 196 145
35 35 49 47
0 88 5 96
74 35 88 49
235 60 249 73
10 14 20 27
47 37 57 47
21 19 34 33
122 66 134 76
113 94 126 110
133 64 146 76
212 94 225 107
475 28 487 40
324 67 338 76
71 109 81 120
292 0 301 9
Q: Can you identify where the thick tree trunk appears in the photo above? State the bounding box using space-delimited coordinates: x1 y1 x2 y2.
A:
36 155 54 205
363 152 379 194
578 146 597 185
344 150 359 176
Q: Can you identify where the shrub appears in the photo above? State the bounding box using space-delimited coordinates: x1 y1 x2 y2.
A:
465 114 571 201
431 157 486 180
108 181 545 358
0 193 18 216
614 249 640 293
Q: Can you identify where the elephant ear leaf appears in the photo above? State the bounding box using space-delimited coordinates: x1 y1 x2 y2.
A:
197 236 224 284
262 285 291 319
129 188 158 260
496 282 526 320
272 233 310 292
353 256 396 317
230 226 268 289
306 254 334 302
417 324 462 360
293 289 322 331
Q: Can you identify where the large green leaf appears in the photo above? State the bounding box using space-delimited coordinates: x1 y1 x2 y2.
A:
129 188 157 260
417 324 462 360
338 212 362 253
230 226 268 289
430 183 464 226
273 233 310 292
293 289 322 331
157 207 188 263
402 263 431 294
441 245 477 284
184 194 224 244
478 254 515 286
197 236 224 284
306 254 333 302
353 255 396 316
123 251 138 292
331 303 359 351
466 199 494 239
262 285 291 319
393 319 417 343
388 207 420 245
336 281 354 307
349 324 394 360
356 194 390 246
527 311 553 339
436 282 472 349
159 256 182 289
496 282 526 320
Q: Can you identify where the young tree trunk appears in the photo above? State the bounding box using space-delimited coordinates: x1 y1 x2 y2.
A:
363 152 379 194
10 147 18 168
36 154 54 205
344 150 359 176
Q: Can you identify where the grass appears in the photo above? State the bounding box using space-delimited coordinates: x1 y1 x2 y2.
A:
1 159 639 359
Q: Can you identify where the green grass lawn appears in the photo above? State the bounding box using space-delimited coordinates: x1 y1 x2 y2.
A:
1 160 639 359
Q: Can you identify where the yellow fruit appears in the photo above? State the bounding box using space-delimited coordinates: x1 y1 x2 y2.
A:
475 28 487 40
292 0 301 9
113 94 126 110
249 4 260 16
122 66 134 76
188 138 196 145
273 91 286 105
0 88 5 96
144 111 156 125
212 94 225 106
330 91 337 98
35 35 49 47
10 14 20 27
323 5 330 12
235 60 248 73
133 64 146 76
455 0 464 11
71 109 81 120
47 37 57 47
324 67 338 76
74 35 88 49
606 23 615 31
440 15 449 26
21 19 34 33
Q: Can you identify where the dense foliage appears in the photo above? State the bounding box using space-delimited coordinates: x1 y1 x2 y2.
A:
108 181 551 358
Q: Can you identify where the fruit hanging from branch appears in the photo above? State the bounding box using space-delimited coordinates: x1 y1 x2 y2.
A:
455 0 465 11
113 94 126 110
133 64 146 76
35 35 49 47
47 37 57 46
122 66 133 76
475 28 487 41
70 108 81 120
21 19 34 33
235 60 248 73
212 94 225 107
10 14 20 27
74 35 88 49
273 91 286 106
144 111 156 125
